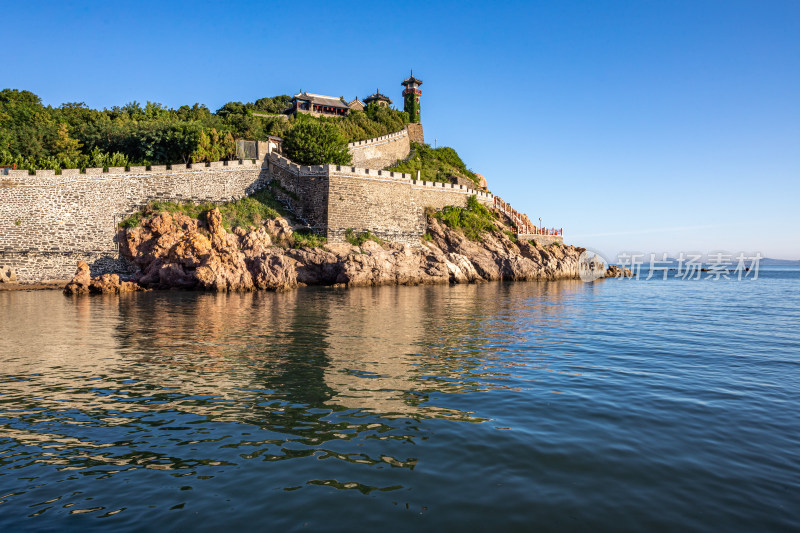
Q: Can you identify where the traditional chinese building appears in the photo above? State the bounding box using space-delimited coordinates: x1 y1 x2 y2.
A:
401 71 422 123
347 98 365 112
363 89 393 107
286 73 422 121
288 92 352 117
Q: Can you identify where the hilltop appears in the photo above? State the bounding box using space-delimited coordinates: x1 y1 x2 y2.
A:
0 89 408 171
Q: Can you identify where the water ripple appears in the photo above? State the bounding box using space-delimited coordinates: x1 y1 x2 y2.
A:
1 274 799 531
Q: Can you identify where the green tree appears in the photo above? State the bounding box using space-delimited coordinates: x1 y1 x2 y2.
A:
192 129 213 163
282 120 352 165
54 123 82 161
222 131 237 160
253 95 292 114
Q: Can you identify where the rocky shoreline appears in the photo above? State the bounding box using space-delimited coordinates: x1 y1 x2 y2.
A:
63 207 620 295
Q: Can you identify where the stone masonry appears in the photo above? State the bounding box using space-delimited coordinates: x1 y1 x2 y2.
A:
518 234 564 246
347 128 411 169
1 161 268 280
1 127 494 281
269 154 493 245
406 123 424 144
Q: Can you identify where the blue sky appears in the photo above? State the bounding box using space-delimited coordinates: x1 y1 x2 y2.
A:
5 0 799 259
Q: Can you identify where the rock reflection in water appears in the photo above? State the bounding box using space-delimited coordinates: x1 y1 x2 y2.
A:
2 276 797 531
0 281 584 522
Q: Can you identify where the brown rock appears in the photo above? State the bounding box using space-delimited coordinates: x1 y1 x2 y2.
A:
605 265 634 278
249 253 299 291
89 273 121 294
63 261 92 295
114 203 590 294
0 265 18 283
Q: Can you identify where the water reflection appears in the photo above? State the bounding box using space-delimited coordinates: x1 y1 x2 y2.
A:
0 281 595 523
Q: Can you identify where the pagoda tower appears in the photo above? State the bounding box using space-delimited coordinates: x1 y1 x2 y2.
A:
401 71 422 123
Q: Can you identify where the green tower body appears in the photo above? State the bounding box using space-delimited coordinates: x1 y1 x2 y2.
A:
401 71 422 123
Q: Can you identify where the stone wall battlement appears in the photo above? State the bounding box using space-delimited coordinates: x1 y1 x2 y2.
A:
267 154 331 176
2 135 499 280
410 179 493 199
347 127 412 169
1 159 264 186
270 153 415 181
347 128 409 148
330 165 413 182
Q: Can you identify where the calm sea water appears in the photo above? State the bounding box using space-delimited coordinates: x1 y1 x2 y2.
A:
1 269 798 532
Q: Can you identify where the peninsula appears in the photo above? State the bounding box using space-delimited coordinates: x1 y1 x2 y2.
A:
0 73 616 292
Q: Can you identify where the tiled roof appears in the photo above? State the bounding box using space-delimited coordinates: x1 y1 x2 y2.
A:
292 92 350 108
364 89 393 105
401 71 423 86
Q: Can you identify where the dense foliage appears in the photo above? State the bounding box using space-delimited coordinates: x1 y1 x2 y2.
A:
0 89 408 171
388 142 479 185
433 195 497 241
282 119 352 166
331 103 408 142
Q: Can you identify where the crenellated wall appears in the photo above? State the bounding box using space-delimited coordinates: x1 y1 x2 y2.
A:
269 153 493 245
1 161 268 280
347 128 411 169
1 128 494 281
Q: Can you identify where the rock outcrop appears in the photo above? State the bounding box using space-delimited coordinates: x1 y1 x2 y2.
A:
0 266 18 283
67 207 621 294
64 260 143 295
605 265 632 278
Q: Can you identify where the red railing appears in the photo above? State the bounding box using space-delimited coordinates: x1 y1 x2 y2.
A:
531 227 563 236
0 164 17 170
493 196 562 236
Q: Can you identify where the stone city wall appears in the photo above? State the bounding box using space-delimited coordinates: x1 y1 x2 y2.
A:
268 153 493 244
347 128 411 169
1 128 496 281
406 123 424 144
0 161 267 280
327 173 495 244
265 156 329 230
517 234 564 246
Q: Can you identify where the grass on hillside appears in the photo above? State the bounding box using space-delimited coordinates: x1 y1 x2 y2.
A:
119 188 285 231
292 228 327 248
388 142 480 185
345 229 384 247
432 195 497 241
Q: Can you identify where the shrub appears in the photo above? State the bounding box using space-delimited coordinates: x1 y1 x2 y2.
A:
282 120 352 166
345 228 383 247
433 195 496 241
191 128 236 163
504 230 518 243
292 229 327 248
388 142 479 185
